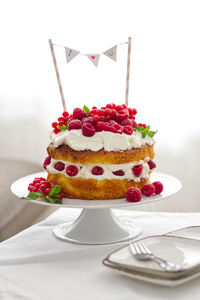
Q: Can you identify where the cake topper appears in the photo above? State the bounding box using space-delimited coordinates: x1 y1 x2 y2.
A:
49 37 132 111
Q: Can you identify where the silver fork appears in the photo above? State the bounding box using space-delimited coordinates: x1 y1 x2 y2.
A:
129 241 182 272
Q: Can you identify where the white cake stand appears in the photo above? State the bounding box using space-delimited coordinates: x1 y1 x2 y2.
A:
11 171 181 245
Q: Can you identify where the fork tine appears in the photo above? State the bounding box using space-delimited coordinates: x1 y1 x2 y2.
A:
136 242 146 254
134 242 142 254
129 243 137 255
140 242 151 254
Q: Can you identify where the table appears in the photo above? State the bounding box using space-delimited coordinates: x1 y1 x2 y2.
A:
1 208 200 300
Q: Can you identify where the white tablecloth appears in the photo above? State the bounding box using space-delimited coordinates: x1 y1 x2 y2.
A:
1 208 200 300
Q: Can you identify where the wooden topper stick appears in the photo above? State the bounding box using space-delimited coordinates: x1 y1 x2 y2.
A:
49 39 67 111
125 37 132 106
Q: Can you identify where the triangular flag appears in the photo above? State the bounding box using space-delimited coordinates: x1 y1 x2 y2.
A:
103 45 117 61
65 47 80 63
86 54 100 67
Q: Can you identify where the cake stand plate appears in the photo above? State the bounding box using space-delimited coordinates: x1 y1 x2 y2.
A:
11 172 181 245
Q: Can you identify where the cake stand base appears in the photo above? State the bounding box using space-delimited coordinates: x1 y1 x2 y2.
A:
53 208 142 245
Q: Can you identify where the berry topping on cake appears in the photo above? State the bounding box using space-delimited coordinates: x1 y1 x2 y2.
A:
123 125 133 135
68 119 82 131
113 170 125 176
110 123 123 134
126 187 142 202
73 107 87 120
92 166 104 175
50 104 157 141
152 181 163 194
95 121 111 132
82 123 96 137
132 164 143 177
66 165 78 177
141 184 155 196
148 160 156 170
54 162 65 171
43 156 51 169
26 178 63 204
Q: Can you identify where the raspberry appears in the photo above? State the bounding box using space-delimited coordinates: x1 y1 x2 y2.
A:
82 117 95 126
54 162 65 171
123 125 133 135
115 110 129 123
110 109 117 119
92 106 97 109
141 184 155 196
62 111 69 117
108 120 116 126
66 165 78 177
43 156 51 169
132 164 143 177
68 119 82 131
122 104 127 109
53 128 61 134
110 123 123 134
138 123 147 128
95 121 111 132
106 103 116 109
116 105 124 111
98 109 105 116
132 108 137 115
93 115 100 122
152 181 163 194
82 123 96 137
113 170 125 176
40 183 49 193
126 187 142 202
73 107 87 120
92 166 104 175
121 119 133 126
58 117 65 122
34 183 40 191
43 188 50 196
99 116 106 122
52 122 58 128
104 108 112 118
148 160 156 170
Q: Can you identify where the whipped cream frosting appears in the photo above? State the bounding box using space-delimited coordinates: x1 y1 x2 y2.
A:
50 130 155 152
47 158 150 181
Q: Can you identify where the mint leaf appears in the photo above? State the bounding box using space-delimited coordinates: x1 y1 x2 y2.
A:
49 185 62 197
135 126 145 132
46 196 62 204
142 132 147 138
148 130 157 137
146 125 150 131
27 192 44 200
83 105 90 116
56 124 68 131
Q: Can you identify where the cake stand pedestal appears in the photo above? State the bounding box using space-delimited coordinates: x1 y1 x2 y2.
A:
11 171 182 245
53 208 142 244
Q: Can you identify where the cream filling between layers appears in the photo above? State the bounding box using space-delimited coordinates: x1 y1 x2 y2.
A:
50 130 155 152
46 158 151 181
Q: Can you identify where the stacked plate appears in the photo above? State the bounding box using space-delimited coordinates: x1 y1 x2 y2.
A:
103 226 200 287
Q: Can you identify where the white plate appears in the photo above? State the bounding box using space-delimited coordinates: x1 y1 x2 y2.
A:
11 171 181 209
167 226 200 240
103 258 200 287
105 235 200 280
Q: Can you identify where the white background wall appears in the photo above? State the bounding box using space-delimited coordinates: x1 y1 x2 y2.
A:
1 0 200 212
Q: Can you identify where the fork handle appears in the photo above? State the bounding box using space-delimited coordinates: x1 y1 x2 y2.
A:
149 255 179 272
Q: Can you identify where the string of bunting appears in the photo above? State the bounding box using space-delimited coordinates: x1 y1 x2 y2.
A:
52 41 130 67
49 38 132 111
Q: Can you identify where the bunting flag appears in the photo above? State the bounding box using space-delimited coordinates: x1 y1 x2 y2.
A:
103 45 117 61
52 40 130 67
86 54 100 67
65 47 80 63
